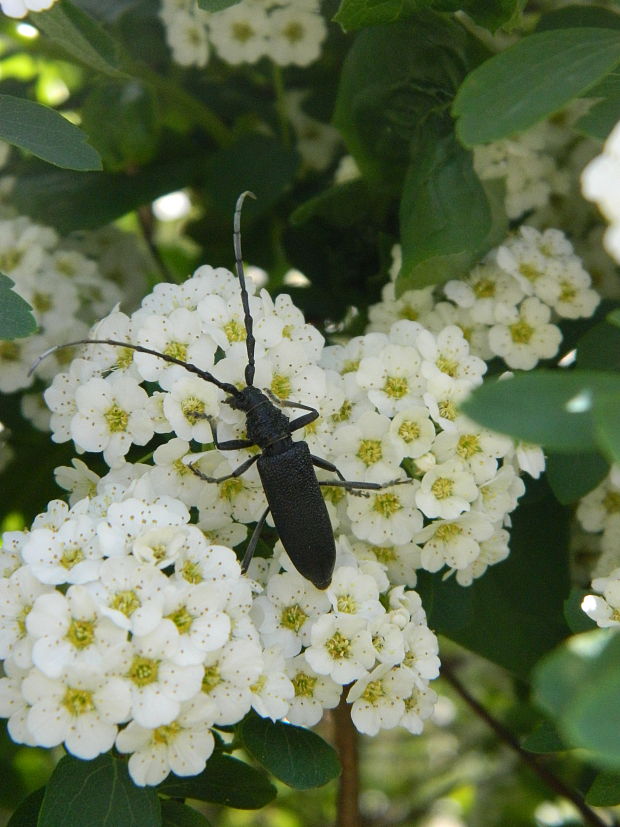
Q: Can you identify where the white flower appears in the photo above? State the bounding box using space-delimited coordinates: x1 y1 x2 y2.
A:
416 459 479 520
162 580 232 665
284 654 341 727
118 621 203 729
208 3 270 65
304 614 375 684
576 473 620 533
86 556 168 636
250 646 294 721
399 684 438 734
268 6 326 67
388 407 436 461
331 411 402 482
163 377 220 443
21 512 102 585
488 297 562 370
0 658 36 746
0 567 53 667
443 262 524 325
326 566 384 620
71 375 155 467
416 512 495 573
475 466 525 522
116 707 215 787
252 570 329 657
54 458 100 505
453 528 510 586
22 668 131 760
347 481 422 546
582 120 620 263
582 569 620 627
401 622 441 687
432 423 512 485
417 325 486 389
356 343 424 417
0 0 58 17
26 587 127 679
352 539 422 588
188 639 263 725
165 11 210 67
347 664 414 735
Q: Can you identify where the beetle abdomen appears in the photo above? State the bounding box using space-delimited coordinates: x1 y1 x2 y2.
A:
257 442 335 589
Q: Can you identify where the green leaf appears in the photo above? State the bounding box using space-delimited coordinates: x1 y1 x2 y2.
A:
0 274 37 340
575 71 620 141
333 0 432 33
536 5 620 32
333 17 473 187
521 720 566 754
534 630 620 769
608 308 620 328
290 179 382 228
545 451 609 504
460 370 620 453
453 28 620 145
6 788 45 827
160 800 211 827
564 588 597 634
398 126 506 289
34 0 124 76
417 480 571 677
203 133 299 222
197 0 242 9
0 95 101 171
587 771 620 806
594 392 620 464
38 754 161 827
81 80 160 171
12 154 197 234
158 753 276 809
240 714 341 790
577 320 620 372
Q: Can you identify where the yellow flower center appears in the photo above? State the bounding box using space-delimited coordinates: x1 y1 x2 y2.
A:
62 687 95 717
111 589 141 617
372 545 396 564
383 376 408 399
66 619 95 650
104 404 128 433
509 320 534 344
342 359 359 374
473 278 496 299
435 523 462 542
357 439 382 466
431 477 454 500
166 606 194 634
436 356 459 378
331 400 353 423
271 374 291 399
519 262 542 283
283 21 304 43
153 722 181 745
181 560 203 585
128 655 159 687
202 665 221 693
336 594 357 613
326 631 351 660
361 679 385 705
398 420 420 443
32 291 52 313
220 477 243 501
438 399 457 421
164 341 188 362
232 21 255 43
281 604 307 632
181 396 206 424
60 546 84 570
457 434 481 460
0 341 20 361
373 492 402 518
224 318 246 342
604 491 620 514
292 672 316 697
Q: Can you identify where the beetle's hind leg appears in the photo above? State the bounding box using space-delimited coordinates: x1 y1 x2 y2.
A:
241 506 270 573
311 454 411 497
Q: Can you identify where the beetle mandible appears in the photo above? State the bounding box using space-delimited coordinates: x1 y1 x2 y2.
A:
31 192 407 589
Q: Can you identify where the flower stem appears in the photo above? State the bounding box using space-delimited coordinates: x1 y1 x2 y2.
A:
332 690 361 827
441 659 610 827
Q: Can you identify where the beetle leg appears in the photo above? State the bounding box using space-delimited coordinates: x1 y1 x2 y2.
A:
193 412 255 451
262 388 320 432
189 453 259 483
241 506 271 573
311 454 411 496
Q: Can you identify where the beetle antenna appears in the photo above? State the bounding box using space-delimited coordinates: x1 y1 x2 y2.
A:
234 190 257 387
28 338 241 397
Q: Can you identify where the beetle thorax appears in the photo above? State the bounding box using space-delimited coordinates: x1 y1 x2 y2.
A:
227 386 292 453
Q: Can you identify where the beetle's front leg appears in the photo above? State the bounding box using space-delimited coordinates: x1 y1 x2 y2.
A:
189 453 259 483
192 412 255 452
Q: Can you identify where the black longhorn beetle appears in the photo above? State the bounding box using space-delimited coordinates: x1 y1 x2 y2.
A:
31 192 407 590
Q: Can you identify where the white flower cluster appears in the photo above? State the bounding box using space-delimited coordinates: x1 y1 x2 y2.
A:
160 0 327 69
578 466 620 627
0 215 123 425
0 257 547 781
0 0 57 18
582 119 620 265
368 225 599 371
0 473 440 783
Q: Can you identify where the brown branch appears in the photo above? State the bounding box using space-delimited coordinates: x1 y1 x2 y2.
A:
332 690 361 827
440 660 611 827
